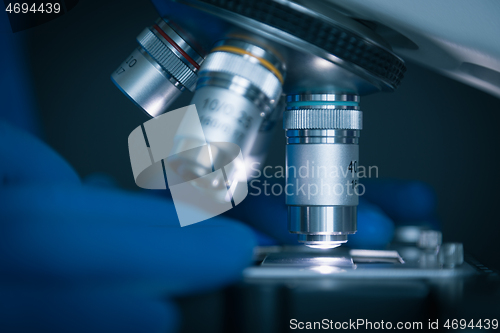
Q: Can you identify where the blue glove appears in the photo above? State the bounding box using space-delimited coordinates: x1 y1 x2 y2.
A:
0 23 256 332
0 121 256 332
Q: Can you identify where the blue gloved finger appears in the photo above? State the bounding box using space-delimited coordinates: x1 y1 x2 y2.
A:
1 183 178 227
347 198 395 249
0 121 80 186
0 287 177 333
0 184 256 296
360 179 437 223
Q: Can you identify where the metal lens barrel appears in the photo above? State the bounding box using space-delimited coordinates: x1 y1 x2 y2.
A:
284 94 363 248
191 39 286 171
111 18 203 117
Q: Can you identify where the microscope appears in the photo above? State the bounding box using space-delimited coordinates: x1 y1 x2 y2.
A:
112 0 405 248
111 0 500 331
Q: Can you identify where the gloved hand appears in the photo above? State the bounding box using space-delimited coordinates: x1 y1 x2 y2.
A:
0 121 256 333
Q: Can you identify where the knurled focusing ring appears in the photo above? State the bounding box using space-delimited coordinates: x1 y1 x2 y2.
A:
137 20 202 91
284 93 362 130
111 18 204 118
284 109 362 130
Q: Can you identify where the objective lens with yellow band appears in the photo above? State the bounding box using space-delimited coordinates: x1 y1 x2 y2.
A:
179 39 286 176
210 45 285 84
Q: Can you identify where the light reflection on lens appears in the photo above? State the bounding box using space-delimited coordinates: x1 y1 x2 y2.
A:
305 242 343 249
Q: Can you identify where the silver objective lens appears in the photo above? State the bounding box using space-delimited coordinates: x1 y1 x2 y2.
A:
284 94 363 249
190 39 286 171
165 39 285 203
111 18 203 117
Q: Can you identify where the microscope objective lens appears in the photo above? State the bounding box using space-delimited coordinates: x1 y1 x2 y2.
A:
284 94 363 248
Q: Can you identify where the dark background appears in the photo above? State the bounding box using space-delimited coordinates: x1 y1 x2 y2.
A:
15 0 500 268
